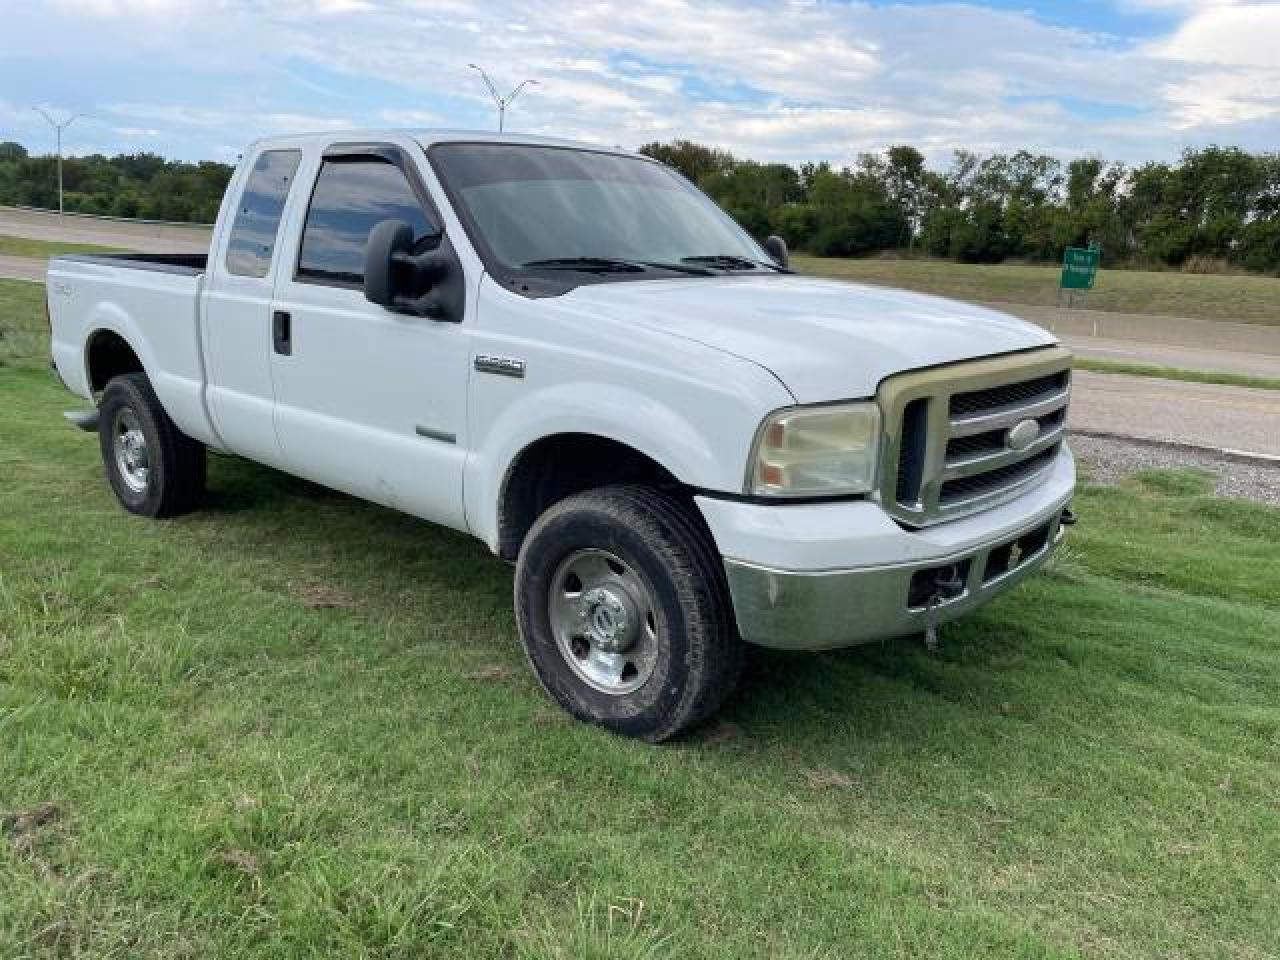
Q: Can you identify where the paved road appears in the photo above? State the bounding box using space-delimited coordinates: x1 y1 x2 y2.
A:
4 206 1277 355
984 301 1280 359
7 208 1279 370
1069 371 1280 457
2 213 1276 457
6 250 1274 379
0 207 210 254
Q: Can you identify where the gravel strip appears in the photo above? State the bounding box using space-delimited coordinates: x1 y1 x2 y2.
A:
1071 433 1280 507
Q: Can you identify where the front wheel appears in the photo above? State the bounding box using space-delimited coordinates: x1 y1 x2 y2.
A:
515 485 743 741
98 372 206 518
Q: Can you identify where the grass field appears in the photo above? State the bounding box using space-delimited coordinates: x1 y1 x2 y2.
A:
0 235 121 259
3 278 1280 958
1073 357 1280 391
796 255 1280 326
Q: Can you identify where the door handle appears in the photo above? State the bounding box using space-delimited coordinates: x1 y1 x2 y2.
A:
272 310 292 355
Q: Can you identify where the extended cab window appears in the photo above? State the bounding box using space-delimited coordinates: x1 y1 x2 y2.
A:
296 158 434 286
225 149 302 278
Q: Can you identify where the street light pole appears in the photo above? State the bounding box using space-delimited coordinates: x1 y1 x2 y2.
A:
467 64 539 133
32 107 88 216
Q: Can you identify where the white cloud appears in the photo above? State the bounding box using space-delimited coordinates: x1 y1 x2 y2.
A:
1157 2 1280 66
1149 3 1280 128
50 0 194 13
375 108 442 126
106 103 357 136
5 0 1278 164
1116 0 1242 11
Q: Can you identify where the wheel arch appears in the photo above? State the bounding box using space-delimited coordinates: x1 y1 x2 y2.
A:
85 326 147 394
494 432 686 562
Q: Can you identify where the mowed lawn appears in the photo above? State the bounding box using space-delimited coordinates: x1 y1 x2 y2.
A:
2 278 1279 958
795 255 1280 326
0 235 121 259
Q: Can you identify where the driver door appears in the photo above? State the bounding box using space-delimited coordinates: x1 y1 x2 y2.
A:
268 145 470 528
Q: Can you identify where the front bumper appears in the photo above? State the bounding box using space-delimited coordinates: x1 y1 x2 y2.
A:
696 447 1075 650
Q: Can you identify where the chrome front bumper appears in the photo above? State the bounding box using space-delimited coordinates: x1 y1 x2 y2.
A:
722 498 1070 651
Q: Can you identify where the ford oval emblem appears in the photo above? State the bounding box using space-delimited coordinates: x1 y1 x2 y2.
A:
1006 418 1042 452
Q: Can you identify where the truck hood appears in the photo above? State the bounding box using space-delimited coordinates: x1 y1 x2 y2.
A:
563 274 1057 403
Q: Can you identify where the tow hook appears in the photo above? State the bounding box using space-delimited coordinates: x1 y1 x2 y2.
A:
932 565 965 599
923 564 966 652
1060 506 1077 527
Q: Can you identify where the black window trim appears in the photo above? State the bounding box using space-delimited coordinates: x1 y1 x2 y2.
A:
292 141 445 291
224 147 302 280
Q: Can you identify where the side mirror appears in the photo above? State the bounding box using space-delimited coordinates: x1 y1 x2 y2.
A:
764 234 789 268
364 219 415 310
363 219 462 321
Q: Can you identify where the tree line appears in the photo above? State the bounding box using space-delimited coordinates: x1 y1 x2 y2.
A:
640 140 1280 274
3 137 1278 273
0 141 233 223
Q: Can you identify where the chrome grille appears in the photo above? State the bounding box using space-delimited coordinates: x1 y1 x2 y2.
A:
939 445 1059 505
877 347 1072 526
950 372 1068 417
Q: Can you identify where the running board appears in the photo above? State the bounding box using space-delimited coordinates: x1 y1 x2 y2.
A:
63 409 100 432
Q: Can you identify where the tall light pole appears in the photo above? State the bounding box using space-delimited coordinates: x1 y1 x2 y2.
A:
33 107 90 216
467 64 539 133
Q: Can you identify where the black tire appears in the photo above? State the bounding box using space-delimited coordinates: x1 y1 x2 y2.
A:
98 372 206 518
515 485 743 742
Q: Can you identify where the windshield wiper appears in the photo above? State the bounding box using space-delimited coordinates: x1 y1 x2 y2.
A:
681 254 786 273
521 256 716 277
638 260 716 276
521 257 646 273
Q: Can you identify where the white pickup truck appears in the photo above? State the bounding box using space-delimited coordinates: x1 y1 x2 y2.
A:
47 129 1075 740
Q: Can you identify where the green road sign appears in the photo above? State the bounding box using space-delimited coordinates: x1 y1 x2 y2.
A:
1060 246 1099 290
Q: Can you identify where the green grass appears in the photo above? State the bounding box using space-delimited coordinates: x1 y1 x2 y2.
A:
1074 357 1280 391
0 279 49 367
0 234 121 259
796 255 1280 326
4 278 1280 957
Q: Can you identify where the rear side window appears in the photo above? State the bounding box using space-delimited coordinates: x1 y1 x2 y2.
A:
225 149 301 278
296 158 434 286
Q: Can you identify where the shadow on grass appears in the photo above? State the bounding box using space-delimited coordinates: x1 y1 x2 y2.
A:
194 452 1055 753
197 451 513 617
202 452 354 514
730 622 1039 730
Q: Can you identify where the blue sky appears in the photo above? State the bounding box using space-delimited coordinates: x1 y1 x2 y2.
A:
3 0 1277 166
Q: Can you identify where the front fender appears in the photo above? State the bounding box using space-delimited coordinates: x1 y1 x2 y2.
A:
467 381 736 552
465 272 797 553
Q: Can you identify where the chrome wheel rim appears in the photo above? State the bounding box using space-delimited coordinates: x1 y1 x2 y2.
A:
548 548 660 695
112 408 150 494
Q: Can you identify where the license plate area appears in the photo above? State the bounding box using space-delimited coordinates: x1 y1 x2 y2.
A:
982 521 1052 583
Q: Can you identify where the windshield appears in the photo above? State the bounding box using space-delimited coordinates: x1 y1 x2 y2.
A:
429 143 770 274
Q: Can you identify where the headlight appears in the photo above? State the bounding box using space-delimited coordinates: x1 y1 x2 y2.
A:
747 402 881 497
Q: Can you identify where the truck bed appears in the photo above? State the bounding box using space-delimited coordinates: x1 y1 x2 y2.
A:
47 252 220 451
57 252 208 275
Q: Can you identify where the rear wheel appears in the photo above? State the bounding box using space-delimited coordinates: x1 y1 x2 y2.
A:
515 485 743 741
98 372 206 518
